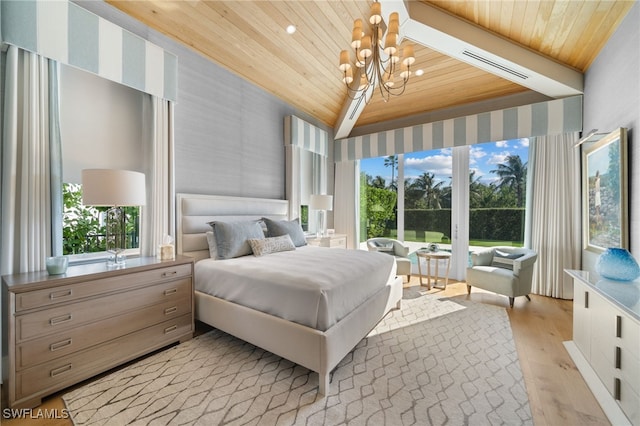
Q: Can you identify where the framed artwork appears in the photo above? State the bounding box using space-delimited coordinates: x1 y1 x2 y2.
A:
582 128 628 253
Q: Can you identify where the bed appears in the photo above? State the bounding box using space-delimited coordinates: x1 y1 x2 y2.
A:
176 193 403 395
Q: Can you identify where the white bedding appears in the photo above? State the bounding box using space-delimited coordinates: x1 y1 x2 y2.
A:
195 246 396 331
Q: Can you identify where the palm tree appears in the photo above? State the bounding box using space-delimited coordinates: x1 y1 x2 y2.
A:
411 172 445 209
490 155 527 207
371 175 387 189
384 155 398 191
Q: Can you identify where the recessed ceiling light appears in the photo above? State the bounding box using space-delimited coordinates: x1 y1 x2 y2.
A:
286 24 296 34
415 69 424 76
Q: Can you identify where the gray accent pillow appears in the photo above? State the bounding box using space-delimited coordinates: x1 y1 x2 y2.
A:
373 241 394 252
262 218 307 247
205 231 217 259
208 220 264 259
495 250 524 259
248 234 296 257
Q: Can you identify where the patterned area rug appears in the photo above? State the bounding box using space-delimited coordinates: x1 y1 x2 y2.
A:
63 288 532 425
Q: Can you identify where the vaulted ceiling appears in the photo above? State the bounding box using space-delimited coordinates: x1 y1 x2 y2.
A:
106 0 633 138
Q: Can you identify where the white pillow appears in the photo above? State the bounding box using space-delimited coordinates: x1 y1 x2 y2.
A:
248 234 295 257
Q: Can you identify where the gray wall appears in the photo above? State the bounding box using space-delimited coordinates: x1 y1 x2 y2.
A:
76 1 333 201
582 2 639 272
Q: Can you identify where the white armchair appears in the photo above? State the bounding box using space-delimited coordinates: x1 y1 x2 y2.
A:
366 238 411 282
466 246 538 308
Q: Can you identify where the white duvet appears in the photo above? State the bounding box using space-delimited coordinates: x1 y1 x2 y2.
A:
195 246 397 331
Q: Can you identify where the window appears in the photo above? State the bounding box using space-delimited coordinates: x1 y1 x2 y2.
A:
358 139 529 278
404 149 452 246
59 64 146 259
468 139 529 248
359 156 399 242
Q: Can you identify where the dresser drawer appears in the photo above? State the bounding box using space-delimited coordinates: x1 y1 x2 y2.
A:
617 377 640 426
15 314 192 402
17 297 192 369
17 278 191 342
15 263 192 312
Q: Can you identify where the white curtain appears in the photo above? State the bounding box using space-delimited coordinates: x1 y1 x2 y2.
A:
1 46 61 275
140 96 175 256
334 160 359 249
526 132 581 298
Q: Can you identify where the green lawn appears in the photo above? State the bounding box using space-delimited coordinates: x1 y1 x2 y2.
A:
383 229 522 247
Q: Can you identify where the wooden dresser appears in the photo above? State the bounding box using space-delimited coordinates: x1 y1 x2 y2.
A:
1 256 194 409
565 270 640 425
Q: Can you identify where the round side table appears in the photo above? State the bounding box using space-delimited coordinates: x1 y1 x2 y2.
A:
416 250 452 290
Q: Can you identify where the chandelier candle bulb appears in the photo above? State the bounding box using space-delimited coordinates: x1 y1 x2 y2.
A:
343 67 353 84
360 36 372 58
384 33 397 55
339 50 351 70
402 45 416 65
369 2 382 24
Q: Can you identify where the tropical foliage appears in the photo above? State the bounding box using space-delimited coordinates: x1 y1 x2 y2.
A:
62 183 140 255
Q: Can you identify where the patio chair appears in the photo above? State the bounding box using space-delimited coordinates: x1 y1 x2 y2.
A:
366 238 411 282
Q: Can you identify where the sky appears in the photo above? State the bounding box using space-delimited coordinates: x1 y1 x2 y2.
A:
361 138 530 186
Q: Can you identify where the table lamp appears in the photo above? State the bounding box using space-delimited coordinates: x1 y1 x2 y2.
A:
82 169 146 266
309 194 333 238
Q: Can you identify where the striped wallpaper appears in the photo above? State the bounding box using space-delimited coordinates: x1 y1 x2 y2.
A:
335 96 583 161
1 0 177 102
285 115 329 157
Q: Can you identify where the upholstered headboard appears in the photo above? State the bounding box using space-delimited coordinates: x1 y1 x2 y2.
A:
176 193 289 262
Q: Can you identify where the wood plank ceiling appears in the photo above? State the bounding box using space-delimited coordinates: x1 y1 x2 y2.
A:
106 0 634 134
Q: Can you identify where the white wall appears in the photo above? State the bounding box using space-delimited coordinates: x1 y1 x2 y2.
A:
582 2 639 272
59 64 145 183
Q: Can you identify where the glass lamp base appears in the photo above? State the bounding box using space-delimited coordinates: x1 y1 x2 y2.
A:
107 250 126 268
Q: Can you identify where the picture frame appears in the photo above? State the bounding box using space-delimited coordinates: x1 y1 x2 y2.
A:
582 128 628 253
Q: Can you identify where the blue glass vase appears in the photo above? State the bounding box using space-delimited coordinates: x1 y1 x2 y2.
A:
596 248 640 282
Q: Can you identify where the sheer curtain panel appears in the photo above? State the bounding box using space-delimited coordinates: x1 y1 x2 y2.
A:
140 96 175 256
334 160 359 249
1 46 61 276
527 132 581 298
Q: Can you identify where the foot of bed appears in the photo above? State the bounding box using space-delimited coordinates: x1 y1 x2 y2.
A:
318 372 330 396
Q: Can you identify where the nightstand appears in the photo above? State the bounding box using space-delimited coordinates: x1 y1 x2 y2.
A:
2 256 194 409
306 233 347 249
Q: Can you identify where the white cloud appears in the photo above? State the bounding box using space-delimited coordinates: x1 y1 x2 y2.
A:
404 154 452 181
495 140 508 148
519 138 530 148
487 151 511 165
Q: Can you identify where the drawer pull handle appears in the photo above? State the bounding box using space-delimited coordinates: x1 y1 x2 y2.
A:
50 339 72 352
616 315 622 338
164 325 178 334
50 289 72 300
614 378 621 400
584 291 589 309
164 306 178 315
50 314 72 325
162 271 178 277
615 346 621 369
50 364 72 377
164 288 178 296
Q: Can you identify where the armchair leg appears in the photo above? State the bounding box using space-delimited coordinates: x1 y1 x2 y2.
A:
509 297 514 308
525 294 531 301
466 285 471 295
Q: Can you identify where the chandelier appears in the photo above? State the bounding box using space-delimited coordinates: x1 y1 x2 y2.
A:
339 2 415 103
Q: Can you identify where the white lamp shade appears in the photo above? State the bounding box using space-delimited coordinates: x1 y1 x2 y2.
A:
82 169 146 206
309 194 333 211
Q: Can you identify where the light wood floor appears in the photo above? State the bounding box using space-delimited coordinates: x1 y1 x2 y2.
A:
2 278 610 425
